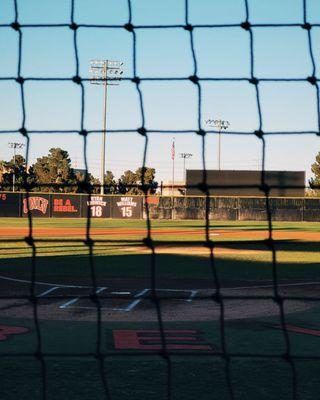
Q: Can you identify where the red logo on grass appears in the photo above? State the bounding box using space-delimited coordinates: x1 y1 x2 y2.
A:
0 325 29 341
113 329 213 350
23 197 48 214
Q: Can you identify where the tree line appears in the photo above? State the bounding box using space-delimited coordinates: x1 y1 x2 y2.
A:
309 152 320 193
0 147 157 194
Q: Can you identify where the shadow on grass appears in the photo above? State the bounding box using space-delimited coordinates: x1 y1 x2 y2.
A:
0 248 320 289
1 315 320 400
4 355 319 400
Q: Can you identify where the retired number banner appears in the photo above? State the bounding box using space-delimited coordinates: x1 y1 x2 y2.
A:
111 196 142 219
81 195 111 218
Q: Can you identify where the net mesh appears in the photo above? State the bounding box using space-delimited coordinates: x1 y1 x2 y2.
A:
0 0 320 399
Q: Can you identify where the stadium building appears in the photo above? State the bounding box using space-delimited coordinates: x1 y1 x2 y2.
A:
186 170 306 197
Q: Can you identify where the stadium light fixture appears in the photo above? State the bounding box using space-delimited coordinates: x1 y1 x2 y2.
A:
8 142 25 192
179 153 193 183
89 60 123 194
205 119 230 170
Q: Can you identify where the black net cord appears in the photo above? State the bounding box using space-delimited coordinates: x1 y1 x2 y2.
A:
1 0 320 399
129 0 172 394
71 0 111 395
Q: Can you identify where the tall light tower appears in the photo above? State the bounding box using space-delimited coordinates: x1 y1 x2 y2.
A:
206 119 230 170
8 142 25 192
179 152 193 182
89 60 123 194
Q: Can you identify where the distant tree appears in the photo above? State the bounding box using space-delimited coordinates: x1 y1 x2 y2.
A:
10 155 28 190
104 170 117 194
118 170 138 194
0 155 27 191
118 167 158 195
0 160 11 190
135 167 158 194
30 148 76 192
0 148 159 195
309 152 320 195
88 174 101 194
74 170 101 194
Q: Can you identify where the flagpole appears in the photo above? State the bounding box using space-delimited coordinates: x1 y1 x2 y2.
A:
171 137 175 197
171 137 175 219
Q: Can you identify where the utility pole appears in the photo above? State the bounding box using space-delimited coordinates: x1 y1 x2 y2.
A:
206 119 230 170
8 142 25 192
171 138 175 198
89 60 123 194
179 153 193 194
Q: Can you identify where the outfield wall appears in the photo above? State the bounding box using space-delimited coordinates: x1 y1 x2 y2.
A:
0 192 320 221
0 192 143 219
144 196 320 221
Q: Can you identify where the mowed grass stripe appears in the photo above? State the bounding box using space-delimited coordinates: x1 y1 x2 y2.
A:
0 218 320 232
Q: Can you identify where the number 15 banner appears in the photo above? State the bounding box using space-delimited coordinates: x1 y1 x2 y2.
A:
111 196 142 219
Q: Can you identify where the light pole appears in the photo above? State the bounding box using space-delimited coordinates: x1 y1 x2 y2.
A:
179 152 193 181
89 60 123 194
206 119 230 170
8 142 25 192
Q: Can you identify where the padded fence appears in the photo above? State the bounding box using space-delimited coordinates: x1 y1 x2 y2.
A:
147 196 320 221
0 192 143 219
2 192 320 221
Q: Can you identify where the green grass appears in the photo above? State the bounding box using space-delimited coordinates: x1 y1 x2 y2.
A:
0 218 319 282
1 217 320 231
0 251 319 285
1 309 320 400
1 219 320 399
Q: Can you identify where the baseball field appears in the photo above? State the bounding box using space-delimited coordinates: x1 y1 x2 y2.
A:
1 217 320 399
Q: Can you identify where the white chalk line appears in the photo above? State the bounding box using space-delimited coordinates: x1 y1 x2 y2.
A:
59 287 107 309
223 281 320 291
37 286 59 298
112 288 149 312
1 272 320 313
59 298 80 309
1 273 320 293
0 274 94 289
60 288 198 312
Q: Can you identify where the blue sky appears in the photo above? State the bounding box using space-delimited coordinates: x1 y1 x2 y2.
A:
1 0 320 184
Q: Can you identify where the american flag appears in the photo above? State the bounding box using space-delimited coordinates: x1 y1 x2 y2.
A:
171 139 175 160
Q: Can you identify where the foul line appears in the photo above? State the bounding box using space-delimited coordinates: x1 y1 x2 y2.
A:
0 274 320 293
0 274 96 289
223 281 320 291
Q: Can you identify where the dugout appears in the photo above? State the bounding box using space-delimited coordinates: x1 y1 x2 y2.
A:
186 170 305 197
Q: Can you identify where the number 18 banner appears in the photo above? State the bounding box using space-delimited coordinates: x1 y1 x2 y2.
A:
81 195 111 218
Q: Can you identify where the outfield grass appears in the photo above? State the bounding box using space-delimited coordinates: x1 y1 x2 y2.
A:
0 218 319 282
1 217 320 231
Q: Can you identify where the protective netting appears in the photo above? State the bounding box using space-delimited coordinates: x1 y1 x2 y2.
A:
0 0 320 399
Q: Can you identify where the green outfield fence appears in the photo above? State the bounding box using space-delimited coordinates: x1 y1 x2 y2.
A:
1 192 320 221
